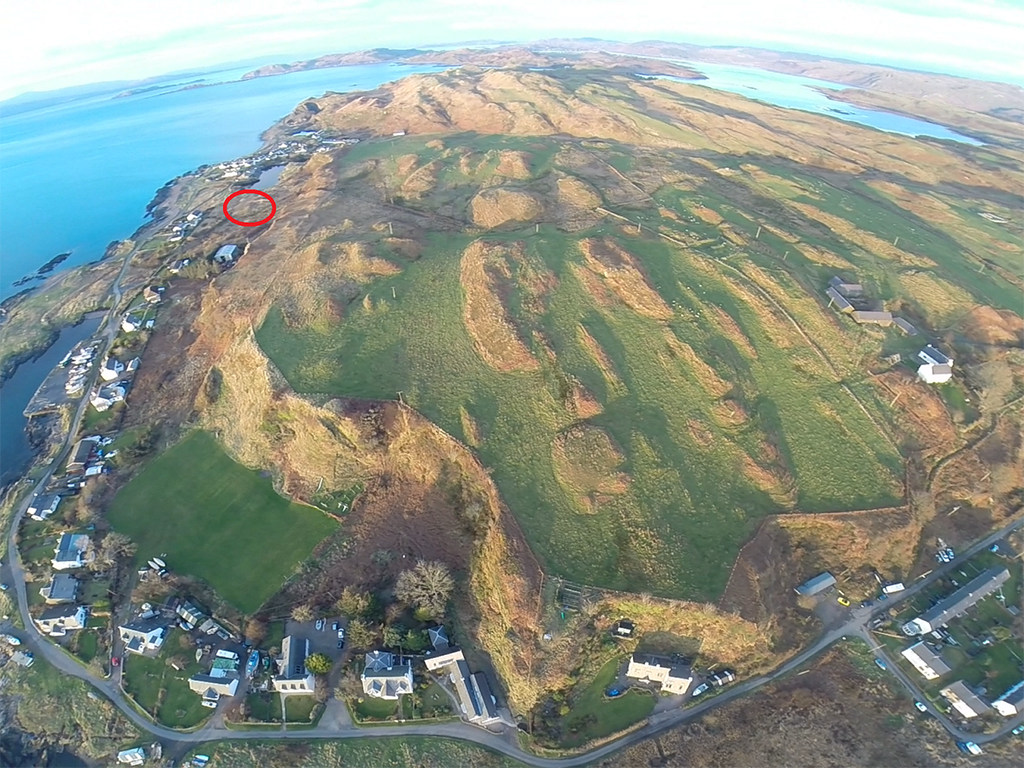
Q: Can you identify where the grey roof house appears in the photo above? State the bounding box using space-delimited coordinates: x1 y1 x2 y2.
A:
941 680 990 719
28 494 61 521
826 287 854 312
901 642 951 680
902 568 1010 635
52 532 91 570
40 573 79 604
362 650 413 699
992 681 1024 717
119 616 168 655
36 604 87 635
272 635 315 694
795 572 836 597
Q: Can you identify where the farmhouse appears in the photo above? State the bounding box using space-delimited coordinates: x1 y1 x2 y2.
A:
213 244 239 264
362 650 413 699
36 604 87 635
66 439 95 474
625 652 693 695
272 635 316 693
992 681 1024 716
918 363 953 384
794 571 836 597
825 287 854 312
828 276 863 296
917 345 952 367
893 317 918 336
188 669 240 708
446 659 500 724
51 532 91 570
851 310 893 326
941 680 990 719
902 567 1010 635
901 642 951 680
119 616 167 655
39 573 79 604
28 494 61 521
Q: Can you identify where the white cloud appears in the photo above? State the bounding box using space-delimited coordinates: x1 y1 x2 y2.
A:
2 0 1021 99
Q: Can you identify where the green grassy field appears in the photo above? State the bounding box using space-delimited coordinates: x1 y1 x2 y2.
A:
246 692 283 722
284 695 318 722
121 629 209 728
353 696 398 720
257 141 903 598
187 738 523 768
106 430 337 613
559 657 655 748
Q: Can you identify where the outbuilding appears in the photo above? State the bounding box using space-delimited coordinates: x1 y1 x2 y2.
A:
795 572 836 597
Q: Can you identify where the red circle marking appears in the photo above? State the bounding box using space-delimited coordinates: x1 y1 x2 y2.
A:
223 189 276 226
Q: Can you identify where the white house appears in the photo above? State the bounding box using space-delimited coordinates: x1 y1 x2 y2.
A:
361 650 413 699
901 642 951 680
625 653 693 695
119 616 167 655
52 533 91 570
918 363 953 384
992 681 1024 717
116 747 146 766
99 357 125 382
917 345 952 367
36 604 88 636
28 494 61 521
272 635 316 694
941 680 990 719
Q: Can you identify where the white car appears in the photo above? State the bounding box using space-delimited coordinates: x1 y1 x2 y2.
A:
914 701 927 713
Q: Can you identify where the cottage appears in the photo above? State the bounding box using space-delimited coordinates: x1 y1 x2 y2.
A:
625 653 693 695
188 672 239 707
828 276 864 297
902 568 1010 635
119 616 167 655
213 244 239 264
52 532 91 570
28 494 61 521
66 439 94 474
901 642 951 680
795 571 836 597
917 345 952 367
143 285 162 303
893 317 918 336
941 680 990 719
918 363 953 384
613 619 636 638
825 286 854 313
851 310 893 326
121 316 140 333
40 573 79 604
272 635 316 694
36 604 87 635
446 659 500 724
992 681 1024 716
99 357 125 382
361 650 413 699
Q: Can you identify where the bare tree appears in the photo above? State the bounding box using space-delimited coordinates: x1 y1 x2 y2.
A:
92 532 136 570
334 667 363 700
291 604 315 623
394 560 454 617
245 618 268 645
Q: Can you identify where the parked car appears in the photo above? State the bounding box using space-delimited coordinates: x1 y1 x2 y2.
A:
0 584 8 592
337 640 344 649
691 682 710 697
874 658 887 671
956 741 982 756
331 622 339 631
914 701 927 712
1011 724 1024 736
337 628 345 639
111 656 120 667
860 600 874 608
837 596 851 607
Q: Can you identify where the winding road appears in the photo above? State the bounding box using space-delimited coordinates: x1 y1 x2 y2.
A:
2 241 1022 764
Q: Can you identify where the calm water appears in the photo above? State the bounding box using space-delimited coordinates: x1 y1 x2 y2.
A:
0 313 102 485
0 62 444 300
650 60 983 145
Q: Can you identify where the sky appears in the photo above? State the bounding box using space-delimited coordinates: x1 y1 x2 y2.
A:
3 0 1023 100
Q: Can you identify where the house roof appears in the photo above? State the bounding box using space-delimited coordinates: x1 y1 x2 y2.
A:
852 310 893 323
188 673 238 696
53 533 87 564
916 568 1009 630
451 659 483 718
279 635 309 679
825 286 854 311
44 573 79 602
30 494 61 513
995 681 1024 707
828 276 863 295
364 650 395 672
926 363 953 376
69 439 93 465
795 571 836 596
428 625 449 649
902 642 952 676
472 672 498 719
919 345 951 365
893 317 918 335
121 615 166 636
39 603 84 621
630 652 692 681
941 680 990 715
215 244 239 259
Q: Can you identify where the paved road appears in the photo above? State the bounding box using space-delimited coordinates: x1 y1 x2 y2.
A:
2 241 1022 763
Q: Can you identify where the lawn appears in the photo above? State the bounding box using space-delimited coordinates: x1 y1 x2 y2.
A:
559 657 655 748
284 695 317 723
354 696 398 720
107 430 337 613
121 629 209 729
246 691 282 722
72 629 100 663
256 139 903 600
